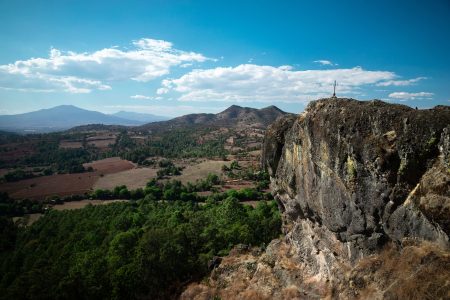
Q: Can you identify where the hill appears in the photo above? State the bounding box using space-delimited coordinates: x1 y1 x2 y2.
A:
0 105 143 133
138 105 289 131
111 111 168 123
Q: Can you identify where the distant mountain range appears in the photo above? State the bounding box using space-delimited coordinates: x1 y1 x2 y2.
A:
0 105 168 133
0 104 290 134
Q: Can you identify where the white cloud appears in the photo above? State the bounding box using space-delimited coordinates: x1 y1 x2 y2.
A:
376 76 426 86
130 95 152 100
156 87 169 95
132 38 172 51
314 60 337 66
388 92 434 100
161 64 397 103
0 38 209 93
180 63 193 68
104 104 226 117
130 94 164 100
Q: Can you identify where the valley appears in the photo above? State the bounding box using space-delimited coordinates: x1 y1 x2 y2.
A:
0 105 282 217
1 98 449 300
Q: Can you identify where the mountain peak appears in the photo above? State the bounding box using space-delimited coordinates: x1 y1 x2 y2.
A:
221 105 244 112
139 103 289 130
51 104 82 109
0 105 143 133
260 105 283 112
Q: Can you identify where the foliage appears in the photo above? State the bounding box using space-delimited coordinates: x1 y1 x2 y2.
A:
156 160 183 179
2 169 35 182
114 128 229 163
0 192 44 216
0 198 281 299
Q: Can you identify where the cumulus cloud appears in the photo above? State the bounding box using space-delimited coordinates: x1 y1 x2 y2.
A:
376 76 427 87
130 95 164 100
156 87 169 95
104 104 226 117
388 92 434 100
130 95 152 100
314 60 336 66
160 64 397 102
0 38 208 93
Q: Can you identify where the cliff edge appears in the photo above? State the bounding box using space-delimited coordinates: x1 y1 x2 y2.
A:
182 98 450 299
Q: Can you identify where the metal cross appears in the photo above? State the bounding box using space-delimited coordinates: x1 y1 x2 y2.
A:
332 80 337 98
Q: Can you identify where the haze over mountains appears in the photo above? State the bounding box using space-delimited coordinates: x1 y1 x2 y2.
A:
0 105 168 133
111 111 169 123
0 104 289 134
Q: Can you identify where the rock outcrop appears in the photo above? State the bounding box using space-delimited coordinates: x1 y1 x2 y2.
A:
264 98 449 253
182 98 450 299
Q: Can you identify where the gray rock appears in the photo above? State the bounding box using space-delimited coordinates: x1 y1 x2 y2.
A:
262 98 450 270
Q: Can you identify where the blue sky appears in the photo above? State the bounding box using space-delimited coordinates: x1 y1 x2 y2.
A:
0 0 449 117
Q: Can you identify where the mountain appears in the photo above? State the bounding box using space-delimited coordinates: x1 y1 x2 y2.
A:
138 105 290 131
0 104 289 134
0 105 143 133
111 111 169 123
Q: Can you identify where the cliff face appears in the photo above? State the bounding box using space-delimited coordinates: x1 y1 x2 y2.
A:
182 99 450 299
264 99 449 263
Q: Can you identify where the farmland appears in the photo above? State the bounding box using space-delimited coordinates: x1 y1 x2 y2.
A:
93 168 158 190
0 157 134 200
174 159 231 184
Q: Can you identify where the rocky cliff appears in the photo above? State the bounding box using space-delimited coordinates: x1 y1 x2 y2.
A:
182 98 450 299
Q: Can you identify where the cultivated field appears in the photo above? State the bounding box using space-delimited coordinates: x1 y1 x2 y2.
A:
175 160 231 184
59 141 83 149
51 199 128 210
93 168 158 190
84 157 135 173
0 157 135 200
87 138 116 148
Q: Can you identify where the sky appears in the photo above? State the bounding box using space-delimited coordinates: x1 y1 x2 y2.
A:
0 0 449 117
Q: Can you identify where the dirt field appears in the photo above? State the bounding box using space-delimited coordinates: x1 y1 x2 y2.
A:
175 160 231 184
84 157 135 173
0 157 135 200
87 138 116 148
51 199 127 210
221 180 256 191
86 134 117 148
93 168 158 190
59 141 83 149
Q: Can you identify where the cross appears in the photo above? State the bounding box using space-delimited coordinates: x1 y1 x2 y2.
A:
332 80 337 98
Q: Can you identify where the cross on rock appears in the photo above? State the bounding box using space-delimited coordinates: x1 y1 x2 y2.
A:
332 80 337 98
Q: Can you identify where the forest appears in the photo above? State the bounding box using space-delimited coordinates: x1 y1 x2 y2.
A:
112 128 229 164
0 197 281 299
